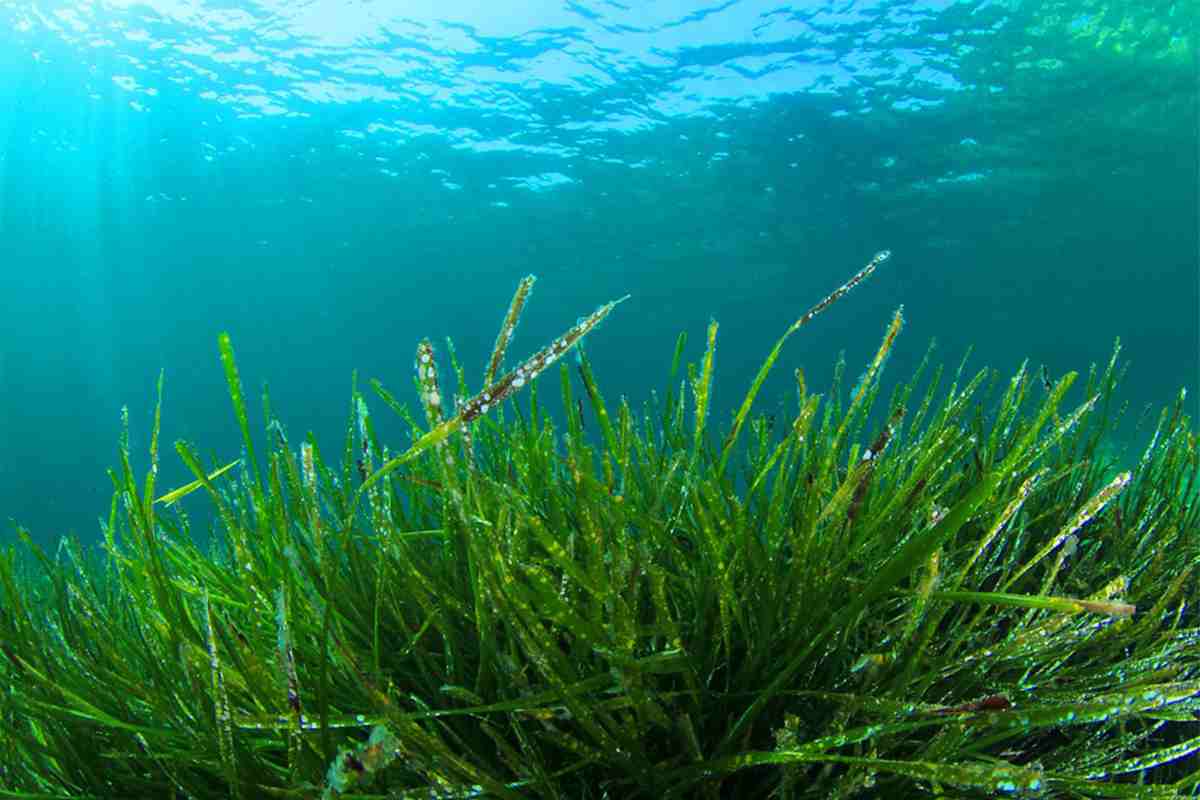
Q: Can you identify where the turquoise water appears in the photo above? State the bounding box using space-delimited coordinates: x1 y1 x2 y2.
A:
0 1 1195 546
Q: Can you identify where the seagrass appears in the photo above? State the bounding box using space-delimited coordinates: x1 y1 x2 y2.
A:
0 263 1196 799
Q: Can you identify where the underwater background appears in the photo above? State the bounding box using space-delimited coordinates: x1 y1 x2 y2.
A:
0 0 1194 548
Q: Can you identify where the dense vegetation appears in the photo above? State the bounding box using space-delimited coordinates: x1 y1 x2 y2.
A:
1 255 1196 798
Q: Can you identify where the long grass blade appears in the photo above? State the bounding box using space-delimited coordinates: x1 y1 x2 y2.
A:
718 250 889 476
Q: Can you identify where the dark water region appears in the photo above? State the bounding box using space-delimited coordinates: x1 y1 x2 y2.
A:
0 1 1195 547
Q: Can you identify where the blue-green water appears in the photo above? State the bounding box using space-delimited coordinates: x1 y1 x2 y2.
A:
0 1 1195 546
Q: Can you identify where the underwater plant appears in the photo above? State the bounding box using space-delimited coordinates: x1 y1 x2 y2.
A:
0 254 1196 799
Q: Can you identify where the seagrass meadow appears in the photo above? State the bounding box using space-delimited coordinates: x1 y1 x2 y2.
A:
0 254 1197 799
